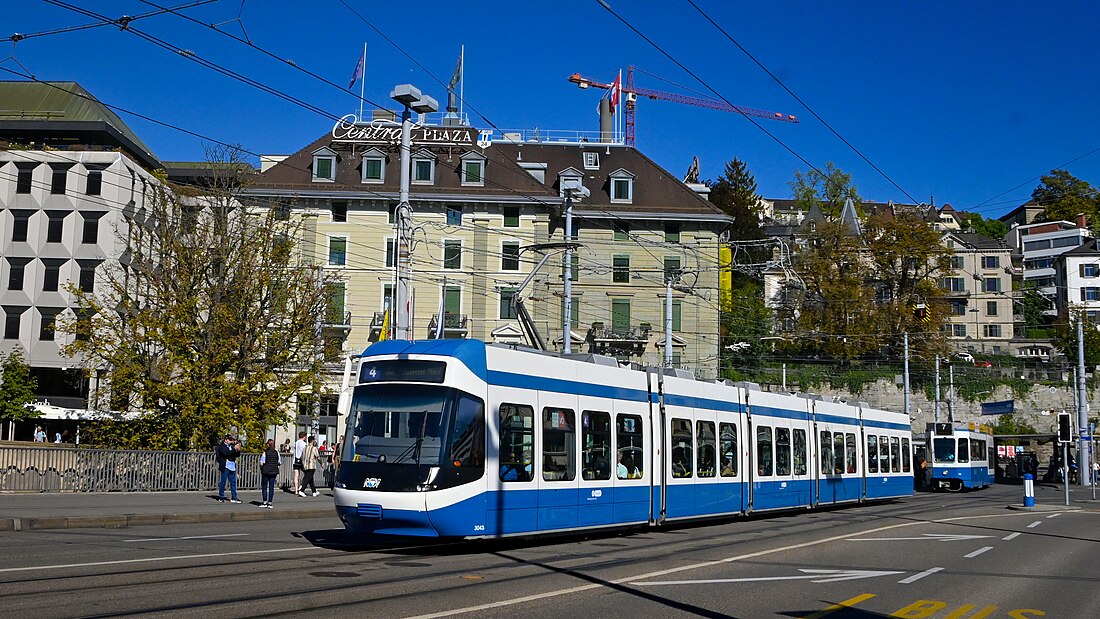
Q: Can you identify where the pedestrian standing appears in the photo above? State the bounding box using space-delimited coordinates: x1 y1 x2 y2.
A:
292 431 307 494
216 434 242 503
33 425 46 442
329 440 342 489
259 438 280 509
298 435 320 497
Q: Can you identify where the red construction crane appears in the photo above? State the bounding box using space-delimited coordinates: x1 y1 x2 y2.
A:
568 66 798 146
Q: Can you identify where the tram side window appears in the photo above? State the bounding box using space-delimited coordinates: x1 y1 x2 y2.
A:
543 407 576 481
957 438 970 464
793 428 807 475
499 403 534 482
671 418 693 478
775 427 791 475
970 438 985 463
878 435 890 472
449 393 486 469
719 422 737 477
757 426 773 476
617 414 644 479
820 431 834 475
902 438 911 472
581 410 611 481
845 433 857 474
867 435 879 473
833 433 845 474
697 420 716 478
890 436 900 473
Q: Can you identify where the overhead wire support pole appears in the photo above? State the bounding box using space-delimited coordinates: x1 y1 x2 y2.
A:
903 333 911 420
1077 316 1089 487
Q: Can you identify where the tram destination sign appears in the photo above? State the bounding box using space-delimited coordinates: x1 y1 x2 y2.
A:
331 114 489 147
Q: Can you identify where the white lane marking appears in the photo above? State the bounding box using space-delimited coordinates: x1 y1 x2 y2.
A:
1027 521 1042 528
634 568 903 586
898 567 943 584
964 546 994 558
1002 532 1022 541
1046 513 1061 519
0 547 308 574
124 533 250 543
402 511 1057 619
847 533 990 543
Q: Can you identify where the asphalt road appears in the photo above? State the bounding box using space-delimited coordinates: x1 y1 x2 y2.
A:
2 485 1097 618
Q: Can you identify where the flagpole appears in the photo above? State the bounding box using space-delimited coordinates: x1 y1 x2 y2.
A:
359 42 367 122
458 44 465 121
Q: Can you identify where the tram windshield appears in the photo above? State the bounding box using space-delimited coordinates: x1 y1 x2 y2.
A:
933 437 957 463
343 384 484 468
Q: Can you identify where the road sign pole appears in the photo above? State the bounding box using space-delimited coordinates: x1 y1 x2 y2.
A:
1063 442 1070 507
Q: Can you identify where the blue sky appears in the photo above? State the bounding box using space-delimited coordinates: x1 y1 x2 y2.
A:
5 1 1099 219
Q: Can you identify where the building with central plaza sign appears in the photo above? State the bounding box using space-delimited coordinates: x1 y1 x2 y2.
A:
244 114 732 379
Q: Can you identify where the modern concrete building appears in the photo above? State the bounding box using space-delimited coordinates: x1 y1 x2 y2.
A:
1003 218 1092 315
244 118 732 378
0 81 166 439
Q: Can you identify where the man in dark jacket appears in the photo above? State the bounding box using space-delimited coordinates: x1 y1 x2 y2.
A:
216 435 242 503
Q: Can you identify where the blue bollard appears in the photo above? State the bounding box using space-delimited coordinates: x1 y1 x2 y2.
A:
1023 473 1035 507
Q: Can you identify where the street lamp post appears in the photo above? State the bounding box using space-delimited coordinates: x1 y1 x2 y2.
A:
389 85 438 340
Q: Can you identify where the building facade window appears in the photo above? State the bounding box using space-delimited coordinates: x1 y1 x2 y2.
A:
361 149 385 183
1082 287 1100 301
443 240 462 270
446 205 462 226
982 277 1001 293
611 299 631 332
38 308 61 341
1081 263 1100 278
42 258 65 292
328 237 347 266
460 155 485 186
10 210 32 242
385 238 395 268
15 162 36 194
582 152 599 170
664 256 681 282
561 254 579 282
413 152 435 184
81 212 104 244
312 148 336 182
331 201 348 223
984 324 1002 338
609 170 635 203
326 282 346 324
50 163 73 194
503 206 520 227
613 221 630 241
560 295 580 328
78 260 99 292
950 255 964 269
952 324 967 337
499 287 518 319
3 307 25 340
85 163 108 195
613 255 630 283
6 258 30 291
950 300 967 316
502 242 520 271
443 286 462 318
941 277 965 292
986 301 998 316
665 222 680 243
46 211 66 243
664 299 682 332
981 256 1000 269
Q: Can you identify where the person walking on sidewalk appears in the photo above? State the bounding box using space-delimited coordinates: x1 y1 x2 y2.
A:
298 435 320 497
259 438 281 509
292 431 307 494
216 435 242 503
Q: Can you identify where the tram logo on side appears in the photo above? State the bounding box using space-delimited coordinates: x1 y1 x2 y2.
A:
364 477 382 489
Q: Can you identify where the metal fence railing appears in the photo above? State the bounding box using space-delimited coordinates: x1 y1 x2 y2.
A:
0 445 336 493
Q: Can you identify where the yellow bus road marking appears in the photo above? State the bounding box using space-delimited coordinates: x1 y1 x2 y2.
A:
801 593 876 619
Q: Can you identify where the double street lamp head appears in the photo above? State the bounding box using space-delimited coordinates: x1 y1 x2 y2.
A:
390 84 439 114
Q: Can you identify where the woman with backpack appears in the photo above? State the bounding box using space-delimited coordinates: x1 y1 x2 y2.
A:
259 438 281 508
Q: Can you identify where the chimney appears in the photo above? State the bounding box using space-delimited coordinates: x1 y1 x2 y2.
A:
1077 213 1088 228
598 99 613 143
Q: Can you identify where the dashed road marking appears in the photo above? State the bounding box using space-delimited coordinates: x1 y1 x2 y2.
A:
1003 532 1022 541
964 546 994 558
1046 513 1060 519
124 533 250 543
898 567 944 584
1027 521 1042 528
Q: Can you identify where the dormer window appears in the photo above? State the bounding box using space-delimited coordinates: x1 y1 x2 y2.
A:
460 152 486 186
582 151 599 170
609 168 635 203
312 147 337 182
361 148 386 183
412 149 435 184
557 166 584 199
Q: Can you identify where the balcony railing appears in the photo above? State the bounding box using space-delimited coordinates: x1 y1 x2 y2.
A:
587 322 651 357
427 313 469 339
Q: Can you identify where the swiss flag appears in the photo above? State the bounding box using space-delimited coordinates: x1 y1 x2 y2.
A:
609 71 621 114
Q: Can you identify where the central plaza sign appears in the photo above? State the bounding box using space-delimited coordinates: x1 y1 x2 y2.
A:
331 114 489 147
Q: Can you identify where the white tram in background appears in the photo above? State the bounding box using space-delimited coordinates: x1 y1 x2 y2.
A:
334 340 913 538
926 422 995 491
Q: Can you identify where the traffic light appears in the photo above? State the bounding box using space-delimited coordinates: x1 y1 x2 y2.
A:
913 303 927 320
1057 412 1073 443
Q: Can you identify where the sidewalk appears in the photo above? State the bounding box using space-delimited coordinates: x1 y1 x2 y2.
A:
0 488 337 532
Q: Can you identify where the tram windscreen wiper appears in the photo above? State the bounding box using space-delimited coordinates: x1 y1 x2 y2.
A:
392 437 424 464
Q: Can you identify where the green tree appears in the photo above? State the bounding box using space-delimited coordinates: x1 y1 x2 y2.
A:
989 414 1037 446
721 279 773 374
1052 311 1100 368
790 162 861 218
1016 283 1052 337
708 158 763 241
1032 169 1100 228
959 212 1008 240
59 146 333 450
0 349 39 421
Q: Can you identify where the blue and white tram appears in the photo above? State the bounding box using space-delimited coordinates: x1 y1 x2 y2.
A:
927 423 994 491
333 339 913 538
